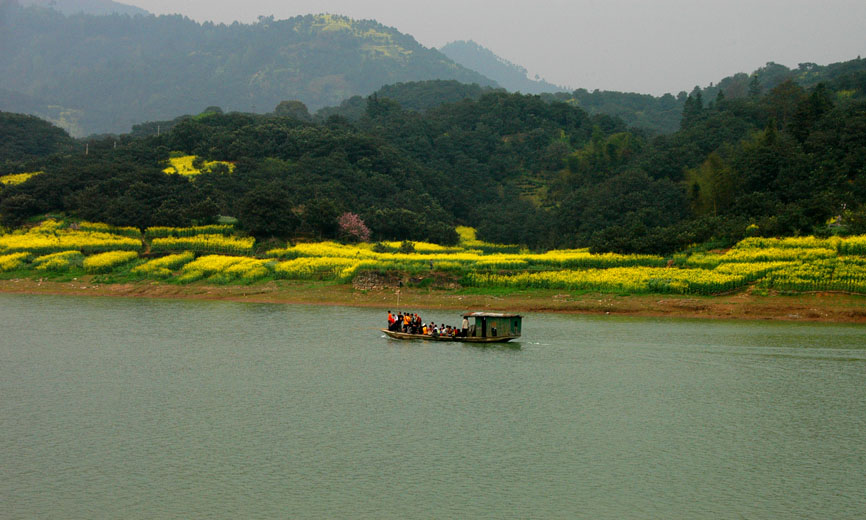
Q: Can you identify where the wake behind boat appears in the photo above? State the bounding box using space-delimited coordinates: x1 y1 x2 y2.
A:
383 311 522 343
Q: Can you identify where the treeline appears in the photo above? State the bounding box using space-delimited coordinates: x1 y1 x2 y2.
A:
541 58 866 135
2 65 866 253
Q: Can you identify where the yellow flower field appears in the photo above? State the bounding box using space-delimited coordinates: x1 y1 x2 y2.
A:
0 171 44 186
83 251 140 273
466 266 746 295
179 255 273 283
0 252 31 272
131 252 195 277
33 251 84 271
150 234 254 255
2 220 865 295
75 221 141 238
0 222 142 255
145 224 234 239
163 155 236 177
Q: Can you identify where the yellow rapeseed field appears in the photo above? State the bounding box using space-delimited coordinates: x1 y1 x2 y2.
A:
163 155 236 177
179 255 273 283
145 225 234 239
0 252 31 272
3 220 866 295
33 251 84 271
0 171 44 186
466 267 746 295
150 234 254 255
131 252 195 277
83 251 140 273
0 221 142 255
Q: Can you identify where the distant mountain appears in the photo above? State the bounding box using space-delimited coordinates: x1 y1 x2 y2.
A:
15 0 148 16
439 40 567 95
0 6 496 135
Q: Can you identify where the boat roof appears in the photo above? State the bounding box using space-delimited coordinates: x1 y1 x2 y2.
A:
462 312 522 318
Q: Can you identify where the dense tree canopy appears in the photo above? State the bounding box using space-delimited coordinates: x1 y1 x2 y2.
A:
2 66 866 253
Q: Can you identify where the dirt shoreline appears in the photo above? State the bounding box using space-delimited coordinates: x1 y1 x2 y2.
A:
2 278 866 323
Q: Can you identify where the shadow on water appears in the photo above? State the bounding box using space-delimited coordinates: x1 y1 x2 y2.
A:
462 341 522 352
380 335 522 351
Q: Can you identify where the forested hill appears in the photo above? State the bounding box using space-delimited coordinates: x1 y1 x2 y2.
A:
544 58 866 134
0 111 77 161
315 80 500 121
3 64 865 255
317 57 866 136
15 0 148 16
439 40 567 95
0 5 495 136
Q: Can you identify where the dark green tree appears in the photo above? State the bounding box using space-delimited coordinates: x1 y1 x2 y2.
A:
274 100 311 121
238 184 299 238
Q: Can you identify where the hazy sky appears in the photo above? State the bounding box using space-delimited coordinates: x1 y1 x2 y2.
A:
127 0 866 95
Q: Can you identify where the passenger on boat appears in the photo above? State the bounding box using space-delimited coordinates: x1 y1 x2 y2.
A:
387 311 395 330
461 317 469 337
422 323 428 335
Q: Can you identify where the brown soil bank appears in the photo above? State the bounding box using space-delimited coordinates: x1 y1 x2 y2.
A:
2 278 866 323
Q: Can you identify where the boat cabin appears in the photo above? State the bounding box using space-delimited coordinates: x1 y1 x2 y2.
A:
463 312 522 339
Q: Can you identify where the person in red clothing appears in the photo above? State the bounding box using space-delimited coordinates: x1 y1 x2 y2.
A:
387 311 396 331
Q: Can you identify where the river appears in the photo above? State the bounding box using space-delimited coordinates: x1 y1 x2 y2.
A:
1 294 864 518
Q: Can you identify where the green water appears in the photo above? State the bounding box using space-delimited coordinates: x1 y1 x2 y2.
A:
1 294 864 518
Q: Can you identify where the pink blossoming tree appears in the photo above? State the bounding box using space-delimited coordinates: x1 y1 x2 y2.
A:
338 212 371 242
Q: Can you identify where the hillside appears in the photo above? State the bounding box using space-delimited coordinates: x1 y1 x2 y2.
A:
543 57 866 134
315 80 499 121
0 5 496 136
15 0 148 16
440 40 566 95
0 111 77 163
3 64 865 255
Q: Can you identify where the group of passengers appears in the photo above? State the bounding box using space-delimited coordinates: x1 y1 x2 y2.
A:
387 311 470 338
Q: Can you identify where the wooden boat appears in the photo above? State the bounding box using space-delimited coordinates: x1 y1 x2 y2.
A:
383 312 522 343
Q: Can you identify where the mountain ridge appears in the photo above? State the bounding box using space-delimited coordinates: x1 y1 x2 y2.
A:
439 40 567 95
14 0 148 16
0 6 496 135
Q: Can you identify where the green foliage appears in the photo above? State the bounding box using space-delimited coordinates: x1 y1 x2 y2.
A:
2 62 866 256
237 184 299 239
319 80 495 120
274 101 311 121
0 111 75 164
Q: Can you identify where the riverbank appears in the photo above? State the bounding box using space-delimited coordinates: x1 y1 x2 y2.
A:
2 278 865 323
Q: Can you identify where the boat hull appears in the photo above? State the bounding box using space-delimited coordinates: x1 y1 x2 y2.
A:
382 329 518 343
